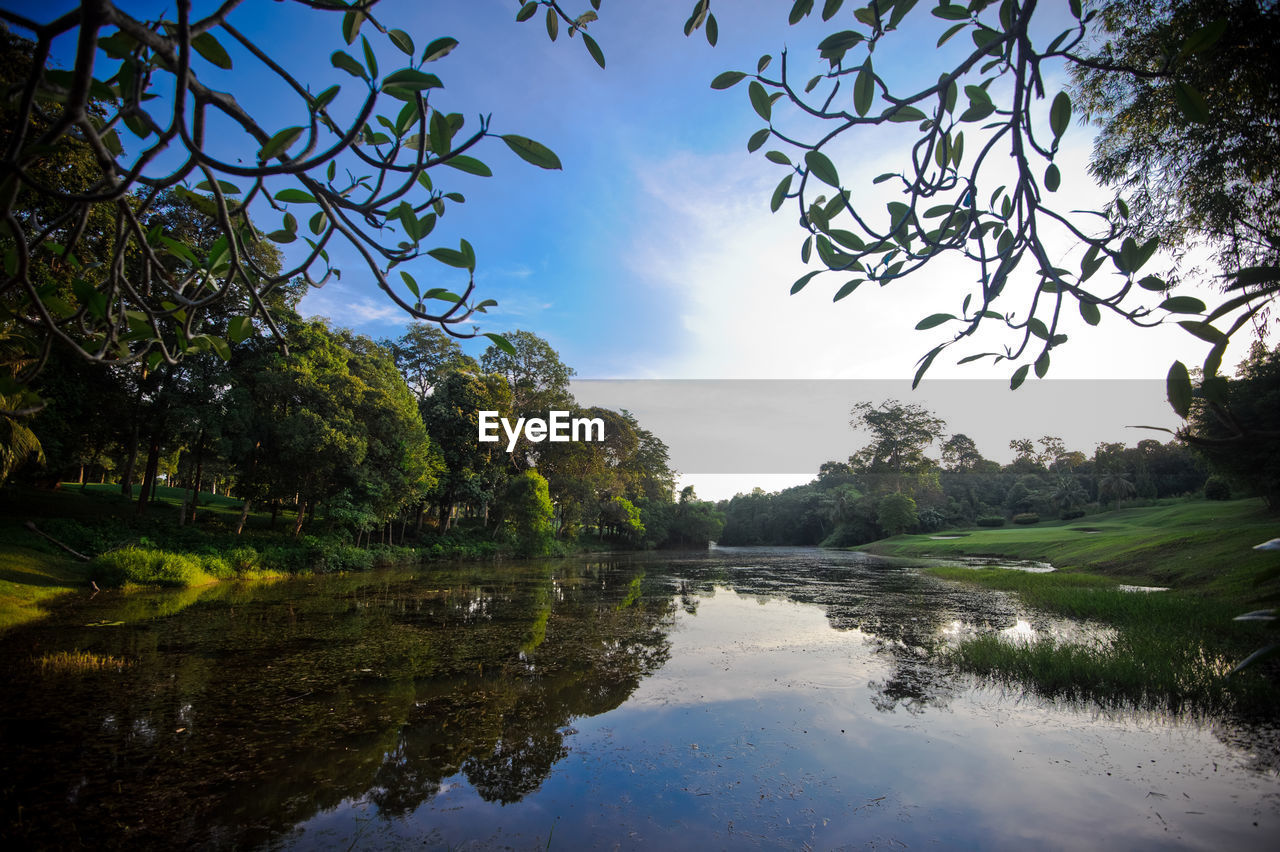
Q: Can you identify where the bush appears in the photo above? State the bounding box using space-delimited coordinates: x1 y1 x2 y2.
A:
226 546 260 572
1059 508 1086 520
200 554 235 579
1204 476 1232 501
1012 513 1040 525
976 517 1006 527
92 547 215 587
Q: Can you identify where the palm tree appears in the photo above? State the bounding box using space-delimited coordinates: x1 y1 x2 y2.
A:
1098 472 1137 511
1052 474 1088 513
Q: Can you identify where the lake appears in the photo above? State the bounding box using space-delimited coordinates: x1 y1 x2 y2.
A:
1 546 1277 849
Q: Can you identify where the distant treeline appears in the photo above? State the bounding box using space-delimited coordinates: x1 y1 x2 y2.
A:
717 346 1280 548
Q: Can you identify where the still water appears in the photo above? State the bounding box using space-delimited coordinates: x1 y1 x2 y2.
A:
1 547 1277 849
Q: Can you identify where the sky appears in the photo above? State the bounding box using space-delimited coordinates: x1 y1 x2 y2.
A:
17 0 1262 500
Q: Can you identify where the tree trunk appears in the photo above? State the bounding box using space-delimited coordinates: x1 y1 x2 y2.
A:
188 429 205 523
120 420 139 498
135 433 161 517
293 500 306 537
236 499 252 535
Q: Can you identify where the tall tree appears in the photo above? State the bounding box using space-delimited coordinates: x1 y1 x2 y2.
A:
849 400 946 494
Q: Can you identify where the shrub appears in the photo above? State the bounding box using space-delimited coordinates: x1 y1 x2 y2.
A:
976 517 1006 527
92 547 215 587
226 546 260 572
1204 476 1232 501
200 554 234 579
1012 513 1040 525
1059 508 1086 520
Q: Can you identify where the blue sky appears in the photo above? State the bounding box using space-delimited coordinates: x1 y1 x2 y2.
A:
20 0 1252 497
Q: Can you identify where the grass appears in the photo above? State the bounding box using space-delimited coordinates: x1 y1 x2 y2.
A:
862 499 1280 713
35 649 133 675
862 498 1280 597
0 544 88 632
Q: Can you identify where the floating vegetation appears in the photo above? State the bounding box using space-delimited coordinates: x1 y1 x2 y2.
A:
36 649 132 675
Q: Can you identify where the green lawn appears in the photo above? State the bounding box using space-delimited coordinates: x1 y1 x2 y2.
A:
861 498 1279 601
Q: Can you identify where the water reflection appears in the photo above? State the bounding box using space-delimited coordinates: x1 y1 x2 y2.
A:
0 547 1276 850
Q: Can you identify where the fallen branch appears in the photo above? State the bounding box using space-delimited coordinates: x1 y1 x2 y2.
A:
23 521 92 562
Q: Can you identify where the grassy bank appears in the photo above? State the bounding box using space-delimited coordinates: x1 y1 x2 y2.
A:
861 498 1279 596
0 483 505 632
860 499 1280 712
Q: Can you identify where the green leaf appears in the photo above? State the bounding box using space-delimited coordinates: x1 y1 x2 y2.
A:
912 346 942 390
388 29 414 55
583 33 605 68
1010 364 1030 390
1079 299 1101 326
915 313 954 330
765 150 791 165
791 270 822 294
1034 351 1050 379
191 33 232 69
342 9 364 44
748 81 772 121
1159 296 1206 314
1049 91 1072 138
330 50 367 79
361 36 378 79
422 37 459 63
711 70 747 89
259 126 304 161
885 105 926 123
805 151 840 187
705 14 718 47
1180 18 1228 56
1044 163 1061 192
428 247 471 270
381 69 444 92
228 316 253 345
546 7 559 41
442 155 492 176
854 64 874 116
833 279 861 301
1028 317 1049 340
202 334 231 361
274 188 315 204
501 134 562 169
747 128 770 152
516 3 538 23
400 270 420 298
195 179 242 195
770 174 793 212
933 4 970 20
1177 320 1226 345
1173 82 1210 123
484 333 517 357
1166 360 1192 417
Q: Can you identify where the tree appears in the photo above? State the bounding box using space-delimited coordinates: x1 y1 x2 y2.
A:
709 0 1275 395
419 365 512 530
381 322 476 403
876 492 918 537
941 433 986 472
498 469 555 557
479 330 575 416
0 1 581 387
849 400 946 494
1187 341 1280 508
1075 0 1279 284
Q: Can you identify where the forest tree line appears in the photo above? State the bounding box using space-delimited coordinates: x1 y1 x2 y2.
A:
12 290 723 554
717 346 1280 548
